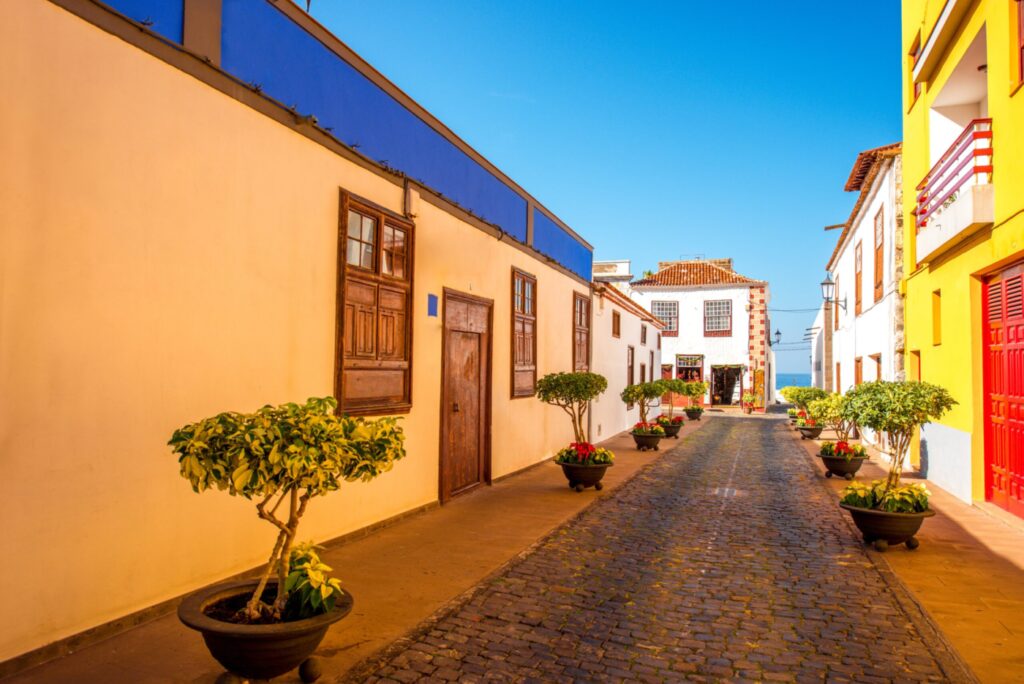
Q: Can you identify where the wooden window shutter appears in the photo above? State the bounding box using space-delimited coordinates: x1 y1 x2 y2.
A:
573 292 591 372
511 268 538 397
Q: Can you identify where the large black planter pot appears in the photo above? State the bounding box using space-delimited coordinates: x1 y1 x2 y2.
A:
632 433 663 451
559 461 612 492
178 579 354 680
839 504 936 551
797 426 824 439
821 455 866 480
684 409 703 421
661 423 682 439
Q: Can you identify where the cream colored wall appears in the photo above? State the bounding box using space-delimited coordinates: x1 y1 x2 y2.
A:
0 1 585 661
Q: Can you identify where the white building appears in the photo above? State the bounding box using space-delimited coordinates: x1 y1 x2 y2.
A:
825 143 905 452
590 282 664 438
628 259 775 409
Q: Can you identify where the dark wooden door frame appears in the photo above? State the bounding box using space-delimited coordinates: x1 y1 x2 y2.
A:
439 288 493 504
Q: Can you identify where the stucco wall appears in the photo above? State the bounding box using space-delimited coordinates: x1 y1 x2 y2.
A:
630 286 753 402
0 1 590 661
590 295 659 438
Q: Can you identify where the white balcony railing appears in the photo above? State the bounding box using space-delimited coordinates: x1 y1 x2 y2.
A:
915 119 994 264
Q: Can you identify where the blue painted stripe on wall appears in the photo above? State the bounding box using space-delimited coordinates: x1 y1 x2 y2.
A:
103 0 183 43
532 209 592 281
220 0 529 242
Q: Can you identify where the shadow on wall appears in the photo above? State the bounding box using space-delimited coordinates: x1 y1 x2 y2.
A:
920 437 930 478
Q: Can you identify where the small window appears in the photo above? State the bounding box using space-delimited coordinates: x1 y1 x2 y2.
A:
612 310 621 338
337 192 414 416
627 346 635 386
657 332 661 350
511 268 537 397
573 293 590 372
854 242 863 315
836 362 842 392
854 357 863 386
640 363 646 385
641 324 647 345
704 300 732 336
873 207 884 302
932 290 942 345
871 353 882 381
908 33 922 104
346 210 377 270
649 351 655 381
652 301 678 335
909 350 921 381
1018 2 1024 85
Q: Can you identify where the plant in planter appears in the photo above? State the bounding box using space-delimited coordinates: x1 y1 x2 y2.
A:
741 391 756 414
554 441 615 492
838 381 956 551
795 416 823 439
536 372 612 492
786 407 799 423
819 440 868 480
622 381 668 450
630 421 666 451
168 396 405 680
780 386 827 413
681 381 709 420
808 393 858 441
657 378 688 438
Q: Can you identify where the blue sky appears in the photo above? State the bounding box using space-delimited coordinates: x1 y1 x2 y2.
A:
309 1 903 373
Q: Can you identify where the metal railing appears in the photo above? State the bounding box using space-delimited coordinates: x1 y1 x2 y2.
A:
915 118 992 230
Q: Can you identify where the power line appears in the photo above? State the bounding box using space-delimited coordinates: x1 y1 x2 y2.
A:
767 307 821 313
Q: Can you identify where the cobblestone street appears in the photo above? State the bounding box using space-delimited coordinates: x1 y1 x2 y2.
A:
353 416 967 683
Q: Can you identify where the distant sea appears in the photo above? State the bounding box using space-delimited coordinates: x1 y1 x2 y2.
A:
776 372 811 392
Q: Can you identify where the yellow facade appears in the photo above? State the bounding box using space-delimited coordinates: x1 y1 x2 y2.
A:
0 1 592 662
902 0 1024 502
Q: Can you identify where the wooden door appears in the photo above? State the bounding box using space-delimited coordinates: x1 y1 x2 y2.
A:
984 265 1024 517
440 290 492 503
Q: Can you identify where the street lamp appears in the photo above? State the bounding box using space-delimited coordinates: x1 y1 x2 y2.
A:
773 329 782 346
820 273 846 311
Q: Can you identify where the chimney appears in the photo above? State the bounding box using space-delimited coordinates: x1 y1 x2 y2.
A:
709 258 733 271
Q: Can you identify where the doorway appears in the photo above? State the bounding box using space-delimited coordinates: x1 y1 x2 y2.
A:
711 366 743 406
440 289 492 503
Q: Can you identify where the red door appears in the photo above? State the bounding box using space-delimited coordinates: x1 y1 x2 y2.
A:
984 264 1024 517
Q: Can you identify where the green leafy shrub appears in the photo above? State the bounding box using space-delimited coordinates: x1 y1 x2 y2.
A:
808 393 857 441
780 386 827 410
536 372 608 442
742 392 756 407
169 396 405 621
661 378 688 419
283 543 345 620
621 381 666 424
681 381 709 405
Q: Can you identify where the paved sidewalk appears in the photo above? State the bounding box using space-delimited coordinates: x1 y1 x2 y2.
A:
801 430 1024 683
2 420 705 683
352 415 969 683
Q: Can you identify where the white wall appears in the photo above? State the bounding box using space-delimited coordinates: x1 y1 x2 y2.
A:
590 294 660 438
630 285 752 403
810 305 825 389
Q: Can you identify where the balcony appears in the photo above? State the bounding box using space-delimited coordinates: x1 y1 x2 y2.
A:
915 118 993 265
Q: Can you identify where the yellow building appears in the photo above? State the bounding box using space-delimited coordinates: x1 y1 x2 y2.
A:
902 0 1024 516
0 0 606 667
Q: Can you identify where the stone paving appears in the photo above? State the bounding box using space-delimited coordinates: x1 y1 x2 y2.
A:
350 415 967 683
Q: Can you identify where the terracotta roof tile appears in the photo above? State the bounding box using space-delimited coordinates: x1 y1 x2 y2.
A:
844 142 901 192
632 260 763 288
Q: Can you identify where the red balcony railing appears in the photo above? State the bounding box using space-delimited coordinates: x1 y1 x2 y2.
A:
915 118 992 230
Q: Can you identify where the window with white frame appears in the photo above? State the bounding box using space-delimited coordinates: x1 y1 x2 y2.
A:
704 299 732 336
651 301 678 335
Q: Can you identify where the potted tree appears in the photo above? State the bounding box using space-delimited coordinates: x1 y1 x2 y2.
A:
168 397 406 681
682 381 708 421
536 372 614 492
622 381 667 451
741 391 756 414
839 381 956 551
810 393 866 478
656 378 686 438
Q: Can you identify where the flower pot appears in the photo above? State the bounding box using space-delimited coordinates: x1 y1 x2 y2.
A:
684 409 702 421
661 423 682 439
797 426 823 439
839 504 936 551
178 579 353 680
632 433 662 451
743 407 753 414
559 461 612 492
820 455 866 480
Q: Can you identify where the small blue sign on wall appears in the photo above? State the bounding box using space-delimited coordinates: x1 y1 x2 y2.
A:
427 294 438 317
